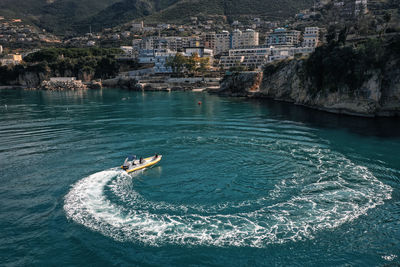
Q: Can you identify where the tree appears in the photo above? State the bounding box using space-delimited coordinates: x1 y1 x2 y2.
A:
326 25 337 45
185 53 198 74
338 26 349 45
381 12 392 38
165 53 186 75
198 57 210 75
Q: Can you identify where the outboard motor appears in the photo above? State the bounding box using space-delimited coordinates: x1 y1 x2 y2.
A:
122 158 130 170
122 155 137 170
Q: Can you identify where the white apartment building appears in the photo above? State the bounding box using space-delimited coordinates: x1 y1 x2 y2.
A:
267 46 315 62
266 28 301 47
302 27 320 47
141 36 202 51
220 54 268 70
215 31 230 55
205 30 259 55
220 47 269 70
220 56 244 69
184 47 214 58
230 29 259 49
228 47 270 57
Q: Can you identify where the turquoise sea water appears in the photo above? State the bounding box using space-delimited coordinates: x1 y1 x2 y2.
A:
1 89 400 266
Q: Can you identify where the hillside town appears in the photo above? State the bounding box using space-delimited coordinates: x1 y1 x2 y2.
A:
0 0 398 90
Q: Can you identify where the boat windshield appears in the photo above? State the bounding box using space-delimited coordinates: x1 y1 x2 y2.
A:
127 155 136 161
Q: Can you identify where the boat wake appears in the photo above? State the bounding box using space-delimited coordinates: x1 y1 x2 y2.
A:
64 145 392 248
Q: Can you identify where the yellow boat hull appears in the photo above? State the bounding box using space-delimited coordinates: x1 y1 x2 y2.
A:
122 155 162 173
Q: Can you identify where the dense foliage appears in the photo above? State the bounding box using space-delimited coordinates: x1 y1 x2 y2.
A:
304 36 400 95
165 53 210 76
0 48 122 85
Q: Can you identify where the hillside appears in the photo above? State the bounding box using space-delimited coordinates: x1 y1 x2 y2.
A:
0 0 313 34
0 0 121 34
146 0 313 23
80 0 180 32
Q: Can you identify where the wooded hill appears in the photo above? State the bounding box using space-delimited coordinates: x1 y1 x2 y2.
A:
0 0 313 34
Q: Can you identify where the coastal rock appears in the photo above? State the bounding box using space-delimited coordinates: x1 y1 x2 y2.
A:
103 77 142 90
219 71 263 97
18 71 49 88
88 80 102 90
219 57 400 117
39 80 87 91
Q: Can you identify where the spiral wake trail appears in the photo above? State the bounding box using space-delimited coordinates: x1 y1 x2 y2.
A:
64 128 392 247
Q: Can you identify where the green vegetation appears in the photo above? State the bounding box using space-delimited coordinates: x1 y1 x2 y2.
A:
146 0 312 24
83 0 180 32
165 53 210 76
0 0 121 34
0 47 123 86
305 36 400 95
0 0 312 34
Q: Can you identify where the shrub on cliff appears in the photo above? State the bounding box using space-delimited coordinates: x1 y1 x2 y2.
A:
304 37 398 96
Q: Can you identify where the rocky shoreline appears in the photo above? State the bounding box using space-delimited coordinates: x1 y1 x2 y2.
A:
218 60 400 118
4 63 399 118
39 80 87 91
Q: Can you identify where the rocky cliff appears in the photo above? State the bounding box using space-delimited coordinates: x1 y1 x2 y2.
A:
219 39 400 117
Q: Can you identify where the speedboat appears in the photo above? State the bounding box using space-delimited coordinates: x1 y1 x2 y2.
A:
121 154 162 173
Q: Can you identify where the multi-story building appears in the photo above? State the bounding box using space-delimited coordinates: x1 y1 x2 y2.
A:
214 31 230 55
220 54 268 70
228 47 270 57
184 47 214 58
219 55 245 69
0 45 3 54
141 36 202 51
302 27 320 47
131 21 144 32
267 46 315 62
230 29 259 49
219 47 269 70
203 32 216 51
205 30 259 55
265 28 301 47
0 54 22 66
333 0 368 19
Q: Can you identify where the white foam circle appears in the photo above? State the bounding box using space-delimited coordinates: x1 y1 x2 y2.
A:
64 143 392 248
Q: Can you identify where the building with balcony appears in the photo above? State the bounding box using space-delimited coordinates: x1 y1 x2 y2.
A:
230 29 259 49
302 27 320 47
265 28 301 47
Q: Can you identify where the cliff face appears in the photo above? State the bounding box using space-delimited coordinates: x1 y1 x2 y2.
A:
17 71 50 88
1 68 95 88
219 52 400 117
219 72 264 97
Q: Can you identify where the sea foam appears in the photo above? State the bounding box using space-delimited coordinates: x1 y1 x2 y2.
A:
64 144 392 247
